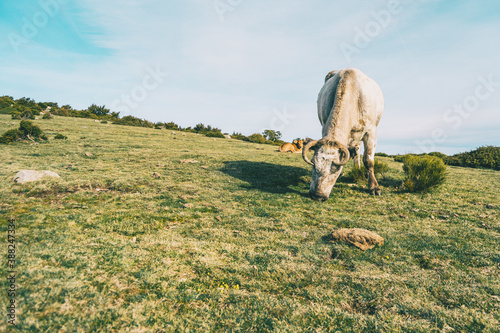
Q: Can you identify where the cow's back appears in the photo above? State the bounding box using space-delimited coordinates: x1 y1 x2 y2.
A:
317 68 383 135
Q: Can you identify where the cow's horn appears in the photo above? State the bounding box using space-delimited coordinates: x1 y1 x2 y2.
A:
302 140 318 166
333 144 350 165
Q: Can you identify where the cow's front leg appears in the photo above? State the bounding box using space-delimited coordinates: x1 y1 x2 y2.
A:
363 135 381 195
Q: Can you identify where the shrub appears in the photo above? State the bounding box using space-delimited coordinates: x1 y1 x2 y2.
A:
244 133 266 144
0 121 47 144
0 129 21 144
444 146 500 170
12 109 34 120
428 151 447 160
112 115 154 128
165 121 180 130
393 154 413 163
205 131 225 138
347 160 390 184
54 134 67 140
0 96 14 109
231 132 247 140
101 120 108 124
348 164 367 184
0 107 15 115
375 152 389 157
42 112 53 119
402 155 446 193
19 120 47 141
52 108 70 117
88 104 110 117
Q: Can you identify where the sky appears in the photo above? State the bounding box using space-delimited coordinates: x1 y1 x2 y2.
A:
1 0 499 155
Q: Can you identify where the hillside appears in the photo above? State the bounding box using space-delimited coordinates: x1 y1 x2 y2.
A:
0 114 499 332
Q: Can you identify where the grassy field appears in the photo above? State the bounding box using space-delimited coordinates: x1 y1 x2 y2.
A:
1 114 499 332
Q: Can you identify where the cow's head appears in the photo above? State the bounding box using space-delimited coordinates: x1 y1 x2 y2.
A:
302 139 350 201
294 139 305 149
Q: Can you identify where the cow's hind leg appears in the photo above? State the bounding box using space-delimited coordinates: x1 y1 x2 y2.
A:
363 134 381 195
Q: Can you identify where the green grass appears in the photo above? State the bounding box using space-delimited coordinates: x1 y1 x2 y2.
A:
1 114 499 332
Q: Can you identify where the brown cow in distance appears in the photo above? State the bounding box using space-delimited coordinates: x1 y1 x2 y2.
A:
279 139 305 153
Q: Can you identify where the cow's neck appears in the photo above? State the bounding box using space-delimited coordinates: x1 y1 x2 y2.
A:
322 105 352 146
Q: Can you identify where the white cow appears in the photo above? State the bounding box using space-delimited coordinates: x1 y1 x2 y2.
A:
302 68 384 201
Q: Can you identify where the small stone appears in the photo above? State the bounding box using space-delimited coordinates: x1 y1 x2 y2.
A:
481 223 491 230
183 203 194 208
84 152 93 157
215 216 222 221
179 159 199 164
13 170 60 184
200 166 208 169
131 237 136 242
152 172 161 178
486 204 496 209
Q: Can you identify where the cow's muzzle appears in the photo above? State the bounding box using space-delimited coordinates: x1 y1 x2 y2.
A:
309 190 328 202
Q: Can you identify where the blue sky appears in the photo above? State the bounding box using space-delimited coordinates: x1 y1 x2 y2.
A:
1 0 499 154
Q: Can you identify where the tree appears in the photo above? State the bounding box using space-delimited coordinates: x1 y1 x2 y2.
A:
88 104 110 117
262 129 282 142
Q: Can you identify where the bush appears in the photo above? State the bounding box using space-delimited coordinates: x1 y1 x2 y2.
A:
42 112 53 119
112 115 154 128
231 132 247 140
19 120 47 140
0 129 21 144
347 160 390 184
165 122 180 130
375 152 389 157
88 104 110 117
205 131 225 138
52 108 70 117
402 155 446 193
101 120 108 124
54 134 67 140
348 164 367 184
12 109 34 120
0 107 15 115
444 146 500 170
244 133 266 144
0 121 47 144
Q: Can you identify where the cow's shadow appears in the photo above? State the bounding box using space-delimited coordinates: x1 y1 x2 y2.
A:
221 161 310 195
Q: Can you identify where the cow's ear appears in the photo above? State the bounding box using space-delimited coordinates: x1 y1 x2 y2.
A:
325 70 339 82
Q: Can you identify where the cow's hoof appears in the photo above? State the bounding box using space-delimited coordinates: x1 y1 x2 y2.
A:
371 188 382 196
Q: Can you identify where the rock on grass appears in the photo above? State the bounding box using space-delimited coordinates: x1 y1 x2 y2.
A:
13 170 60 184
329 228 384 251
